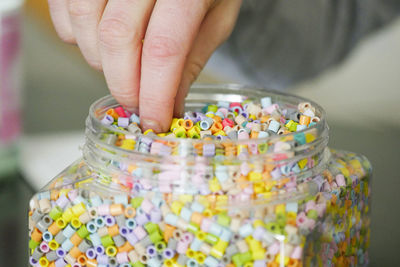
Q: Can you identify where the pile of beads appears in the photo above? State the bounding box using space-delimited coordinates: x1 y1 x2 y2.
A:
99 98 322 157
28 152 371 267
28 94 371 267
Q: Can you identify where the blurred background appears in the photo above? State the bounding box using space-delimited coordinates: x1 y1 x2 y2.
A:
0 0 399 266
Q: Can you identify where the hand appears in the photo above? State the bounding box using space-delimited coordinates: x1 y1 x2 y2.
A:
48 0 242 132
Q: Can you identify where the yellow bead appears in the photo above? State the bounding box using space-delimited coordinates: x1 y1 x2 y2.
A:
62 208 74 223
253 182 265 194
213 130 226 136
70 217 82 229
186 248 196 258
249 114 257 121
298 158 308 169
305 132 316 143
49 240 59 250
143 129 154 135
248 172 262 181
173 126 187 138
171 201 184 215
120 139 136 150
59 189 71 196
209 178 221 193
211 239 229 259
157 133 167 137
187 127 200 139
106 245 118 257
179 195 194 204
195 252 206 264
39 257 49 267
205 113 215 118
275 204 285 214
253 220 264 228
196 231 207 241
203 209 213 218
72 203 86 217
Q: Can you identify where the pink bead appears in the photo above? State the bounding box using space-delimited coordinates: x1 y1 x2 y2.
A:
240 162 250 176
40 241 50 253
97 204 110 216
141 199 154 214
291 246 302 259
222 118 234 128
305 200 316 212
201 218 212 232
217 108 228 117
159 171 176 181
133 226 147 240
116 252 129 263
315 203 326 217
304 218 316 230
336 174 346 187
176 239 189 254
263 103 278 114
238 130 249 140
67 190 78 201
181 232 194 243
140 180 152 190
267 241 280 255
159 183 172 193
296 212 307 227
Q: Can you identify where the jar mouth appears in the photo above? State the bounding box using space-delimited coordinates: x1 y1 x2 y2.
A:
87 84 328 152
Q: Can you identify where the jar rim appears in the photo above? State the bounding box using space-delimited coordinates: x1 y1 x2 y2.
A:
88 83 328 148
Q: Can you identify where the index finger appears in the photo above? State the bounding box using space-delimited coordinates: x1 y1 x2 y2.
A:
139 0 213 132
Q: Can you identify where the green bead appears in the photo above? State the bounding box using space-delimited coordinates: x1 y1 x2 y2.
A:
307 209 318 220
149 231 163 244
294 132 306 145
187 223 200 234
49 206 63 220
217 213 231 227
132 261 145 267
29 239 40 250
265 222 281 234
144 222 159 234
155 241 166 252
207 105 218 113
232 254 243 267
77 225 89 238
258 143 268 154
205 233 218 245
101 235 114 247
131 197 144 208
240 251 252 264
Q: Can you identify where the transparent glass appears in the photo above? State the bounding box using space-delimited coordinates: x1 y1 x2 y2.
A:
28 84 372 267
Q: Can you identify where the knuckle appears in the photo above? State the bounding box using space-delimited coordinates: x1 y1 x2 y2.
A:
99 18 136 50
68 0 92 18
57 31 76 44
143 35 182 59
141 94 175 109
87 59 103 71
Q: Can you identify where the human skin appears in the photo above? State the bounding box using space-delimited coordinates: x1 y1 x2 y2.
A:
48 0 242 132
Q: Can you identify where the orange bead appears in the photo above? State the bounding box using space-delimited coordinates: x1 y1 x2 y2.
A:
86 259 98 267
267 262 279 267
124 206 136 218
48 222 61 236
163 224 176 242
210 122 223 134
69 246 82 258
213 116 222 123
106 108 119 119
108 224 120 237
31 228 42 243
70 233 83 246
299 115 311 126
183 119 194 130
50 190 59 201
287 259 301 267
191 212 203 225
250 131 259 139
110 204 124 216
118 241 134 253
48 262 55 267
77 255 88 266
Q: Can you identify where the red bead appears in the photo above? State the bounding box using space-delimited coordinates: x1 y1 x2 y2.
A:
115 106 128 118
222 118 234 128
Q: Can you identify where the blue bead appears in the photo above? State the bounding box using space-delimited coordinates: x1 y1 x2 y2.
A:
130 113 140 124
62 225 75 238
147 258 162 267
180 207 193 222
126 218 137 229
296 124 307 132
87 221 98 233
42 231 53 242
187 258 199 267
90 196 103 207
239 223 253 238
268 120 280 133
294 133 306 145
190 202 205 213
165 214 179 227
61 239 74 252
151 196 165 208
261 97 272 108
95 217 105 228
217 101 230 109
190 238 202 251
114 195 128 205
220 228 233 242
209 223 223 237
89 233 102 247
204 256 219 267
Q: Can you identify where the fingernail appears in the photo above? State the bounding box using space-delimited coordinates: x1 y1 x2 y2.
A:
141 119 162 133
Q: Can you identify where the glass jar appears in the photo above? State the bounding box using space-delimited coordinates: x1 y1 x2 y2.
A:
28 84 372 267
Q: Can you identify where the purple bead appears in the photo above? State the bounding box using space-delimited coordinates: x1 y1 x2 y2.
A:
253 260 267 267
253 227 266 241
55 194 69 209
104 215 116 226
86 248 96 259
150 210 162 223
163 248 175 259
118 117 130 127
97 254 109 264
195 112 206 122
126 232 139 245
101 114 114 125
95 245 105 255
203 144 215 157
136 213 150 226
72 263 82 267
146 245 157 257
140 137 153 146
56 248 66 257
55 258 67 267
119 226 130 237
29 257 38 266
